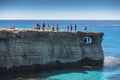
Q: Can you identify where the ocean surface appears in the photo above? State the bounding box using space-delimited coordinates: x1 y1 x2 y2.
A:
0 20 120 80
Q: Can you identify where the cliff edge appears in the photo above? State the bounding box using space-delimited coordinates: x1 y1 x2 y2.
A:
0 29 104 71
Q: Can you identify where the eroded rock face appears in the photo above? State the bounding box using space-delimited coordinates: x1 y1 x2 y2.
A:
0 30 104 69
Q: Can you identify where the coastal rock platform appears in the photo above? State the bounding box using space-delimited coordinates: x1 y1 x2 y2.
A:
0 29 104 72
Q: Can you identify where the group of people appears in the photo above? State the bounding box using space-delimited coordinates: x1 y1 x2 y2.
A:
9 23 87 32
28 22 88 32
34 23 59 31
34 23 84 32
67 24 77 31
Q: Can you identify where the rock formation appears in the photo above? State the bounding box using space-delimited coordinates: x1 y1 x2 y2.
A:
0 30 104 71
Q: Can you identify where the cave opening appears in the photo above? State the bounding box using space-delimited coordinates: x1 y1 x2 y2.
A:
83 37 93 44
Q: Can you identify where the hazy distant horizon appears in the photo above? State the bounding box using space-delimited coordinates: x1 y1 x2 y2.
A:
0 19 120 21
1 20 120 28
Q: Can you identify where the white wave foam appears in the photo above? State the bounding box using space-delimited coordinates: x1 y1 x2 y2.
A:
104 56 120 67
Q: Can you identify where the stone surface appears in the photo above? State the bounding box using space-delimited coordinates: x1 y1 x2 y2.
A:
0 30 104 69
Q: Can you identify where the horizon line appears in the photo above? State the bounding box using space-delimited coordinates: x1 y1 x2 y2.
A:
0 19 120 21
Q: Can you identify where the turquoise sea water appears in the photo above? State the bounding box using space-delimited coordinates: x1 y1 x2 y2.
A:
0 20 120 80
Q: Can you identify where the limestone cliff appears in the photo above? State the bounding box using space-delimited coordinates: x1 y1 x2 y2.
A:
0 30 104 70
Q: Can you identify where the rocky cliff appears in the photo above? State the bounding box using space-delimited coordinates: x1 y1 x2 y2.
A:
0 30 104 71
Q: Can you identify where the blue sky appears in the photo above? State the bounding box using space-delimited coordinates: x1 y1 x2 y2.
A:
0 0 120 20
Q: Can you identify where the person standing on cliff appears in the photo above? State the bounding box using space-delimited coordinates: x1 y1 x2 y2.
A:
70 24 73 31
75 24 77 31
37 23 40 30
56 24 59 31
84 26 87 32
67 25 69 32
42 22 46 31
47 24 50 31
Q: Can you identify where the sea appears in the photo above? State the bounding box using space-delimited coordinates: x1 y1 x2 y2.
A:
0 20 120 80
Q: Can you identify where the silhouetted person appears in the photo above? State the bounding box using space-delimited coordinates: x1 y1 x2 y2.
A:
56 24 59 31
37 23 40 30
70 24 73 31
75 24 77 31
52 26 54 32
67 25 69 31
47 24 50 30
84 26 87 31
42 22 46 31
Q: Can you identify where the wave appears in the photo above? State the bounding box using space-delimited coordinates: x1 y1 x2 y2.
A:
104 56 120 69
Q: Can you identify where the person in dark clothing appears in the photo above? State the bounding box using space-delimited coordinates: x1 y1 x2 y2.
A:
52 26 54 31
47 24 50 30
36 23 40 30
75 24 77 31
56 24 59 31
42 22 46 31
67 25 69 32
70 24 73 31
84 26 87 31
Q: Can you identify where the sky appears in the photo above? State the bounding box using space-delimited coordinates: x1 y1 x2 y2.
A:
0 0 120 20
